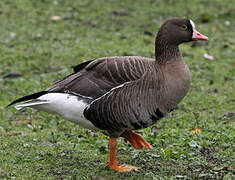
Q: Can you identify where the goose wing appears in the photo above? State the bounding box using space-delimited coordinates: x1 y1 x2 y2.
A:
47 56 154 99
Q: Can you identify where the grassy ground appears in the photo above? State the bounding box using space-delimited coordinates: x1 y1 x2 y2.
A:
0 0 234 179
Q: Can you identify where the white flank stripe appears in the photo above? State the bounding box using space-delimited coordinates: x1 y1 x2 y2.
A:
86 82 128 111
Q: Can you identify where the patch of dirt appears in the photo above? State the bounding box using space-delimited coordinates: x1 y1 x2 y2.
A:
111 9 130 16
200 146 220 165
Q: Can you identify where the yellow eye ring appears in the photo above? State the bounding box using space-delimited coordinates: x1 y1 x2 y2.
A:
182 24 187 30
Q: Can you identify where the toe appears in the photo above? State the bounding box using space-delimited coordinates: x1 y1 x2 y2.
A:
117 164 139 172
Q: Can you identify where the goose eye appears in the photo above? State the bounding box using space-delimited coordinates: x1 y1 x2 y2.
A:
181 24 187 30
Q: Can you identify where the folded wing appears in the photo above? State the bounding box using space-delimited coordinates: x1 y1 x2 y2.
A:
83 70 165 136
47 56 154 99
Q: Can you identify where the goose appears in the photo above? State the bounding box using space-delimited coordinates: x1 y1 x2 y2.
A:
8 18 208 172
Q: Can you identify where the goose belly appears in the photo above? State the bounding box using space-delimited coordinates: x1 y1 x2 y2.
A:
35 93 98 131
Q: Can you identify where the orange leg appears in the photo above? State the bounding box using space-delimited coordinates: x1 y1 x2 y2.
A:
121 130 152 149
107 138 139 172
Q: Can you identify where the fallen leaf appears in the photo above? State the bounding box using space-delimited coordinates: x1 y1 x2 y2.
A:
209 80 214 85
23 143 30 147
0 126 4 131
144 30 153 36
99 146 106 153
51 16 61 21
200 12 213 23
204 53 215 61
223 44 229 49
112 10 129 16
189 140 201 148
224 76 232 82
224 20 230 26
56 142 63 146
175 175 188 178
190 128 201 134
53 1 58 5
220 112 235 120
3 73 22 79
10 32 16 38
208 88 218 93
227 38 235 44
0 8 10 14
27 124 34 129
200 107 208 111
151 154 160 158
86 130 98 137
151 126 158 136
213 166 228 171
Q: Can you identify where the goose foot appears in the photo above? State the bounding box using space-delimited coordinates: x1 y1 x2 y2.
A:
121 130 152 149
107 164 139 172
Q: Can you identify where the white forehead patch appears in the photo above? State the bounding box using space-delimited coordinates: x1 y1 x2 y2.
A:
190 19 196 30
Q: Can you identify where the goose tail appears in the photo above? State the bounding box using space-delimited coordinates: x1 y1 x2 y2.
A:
7 91 49 110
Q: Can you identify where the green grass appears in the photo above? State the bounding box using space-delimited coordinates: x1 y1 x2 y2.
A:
0 0 234 179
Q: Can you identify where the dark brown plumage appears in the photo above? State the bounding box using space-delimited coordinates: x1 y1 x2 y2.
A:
8 18 208 172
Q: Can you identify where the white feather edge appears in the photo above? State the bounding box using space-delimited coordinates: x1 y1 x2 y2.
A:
85 82 129 111
15 100 49 110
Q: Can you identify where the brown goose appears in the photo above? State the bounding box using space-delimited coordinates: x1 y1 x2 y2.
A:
8 18 208 172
